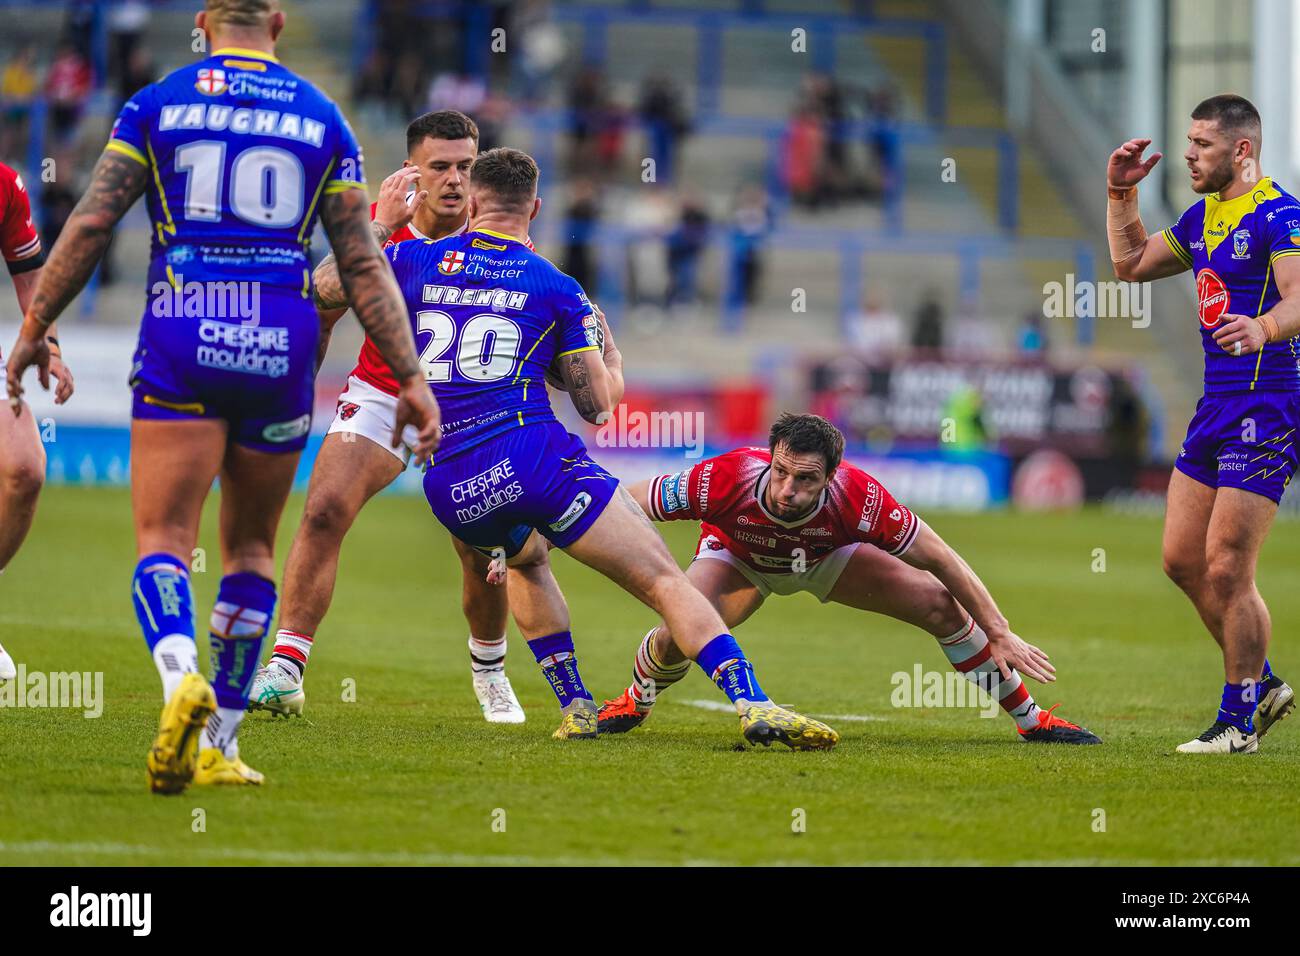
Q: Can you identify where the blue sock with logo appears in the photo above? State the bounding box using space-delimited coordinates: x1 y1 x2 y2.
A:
1261 658 1275 684
202 572 277 758
527 631 591 708
132 553 199 702
696 634 768 704
1218 681 1257 734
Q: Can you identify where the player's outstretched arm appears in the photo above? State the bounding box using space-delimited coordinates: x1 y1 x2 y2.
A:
317 186 440 460
1107 138 1187 283
626 478 656 519
7 151 144 408
560 348 618 425
900 520 1056 683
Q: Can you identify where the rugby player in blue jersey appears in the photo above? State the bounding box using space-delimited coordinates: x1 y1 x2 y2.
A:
5 0 440 792
1109 95 1298 752
316 147 838 748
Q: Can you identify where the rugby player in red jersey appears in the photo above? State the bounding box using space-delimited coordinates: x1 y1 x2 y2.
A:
251 110 541 722
0 161 74 681
598 413 1101 744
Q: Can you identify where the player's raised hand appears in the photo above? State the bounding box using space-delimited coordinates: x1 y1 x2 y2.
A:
5 320 51 414
374 166 425 233
393 374 441 463
1108 138 1162 188
987 629 1056 684
1212 314 1269 356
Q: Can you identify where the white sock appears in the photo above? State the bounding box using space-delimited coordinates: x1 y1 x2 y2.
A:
152 634 200 702
469 634 507 674
201 706 245 759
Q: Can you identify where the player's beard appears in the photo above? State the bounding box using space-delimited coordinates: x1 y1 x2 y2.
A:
1193 156 1235 194
767 491 818 522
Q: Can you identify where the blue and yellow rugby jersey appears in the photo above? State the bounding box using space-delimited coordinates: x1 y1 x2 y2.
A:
385 229 602 460
1162 177 1300 394
106 47 366 294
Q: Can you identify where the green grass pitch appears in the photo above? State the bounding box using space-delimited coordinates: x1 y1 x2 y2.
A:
1 485 1297 866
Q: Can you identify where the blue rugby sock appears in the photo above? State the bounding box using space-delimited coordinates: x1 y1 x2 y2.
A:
527 631 591 708
696 634 768 704
202 572 276 757
1218 681 1258 734
1261 658 1275 684
131 553 199 701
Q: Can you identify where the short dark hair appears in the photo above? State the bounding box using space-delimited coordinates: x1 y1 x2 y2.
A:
206 0 278 29
1191 94 1261 147
470 147 539 210
768 413 844 474
405 110 479 155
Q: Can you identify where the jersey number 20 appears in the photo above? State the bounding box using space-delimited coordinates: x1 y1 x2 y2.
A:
416 310 522 383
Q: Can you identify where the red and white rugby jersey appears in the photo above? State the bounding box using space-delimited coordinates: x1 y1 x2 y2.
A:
349 200 535 395
0 162 43 276
646 447 920 574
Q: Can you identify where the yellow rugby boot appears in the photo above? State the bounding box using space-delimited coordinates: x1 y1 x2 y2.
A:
146 673 216 795
193 747 265 786
552 698 599 740
739 700 839 751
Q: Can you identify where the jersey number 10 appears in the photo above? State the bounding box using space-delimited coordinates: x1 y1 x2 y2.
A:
174 141 304 228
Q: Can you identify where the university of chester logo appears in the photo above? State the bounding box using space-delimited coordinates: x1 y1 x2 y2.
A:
195 68 227 95
439 249 465 275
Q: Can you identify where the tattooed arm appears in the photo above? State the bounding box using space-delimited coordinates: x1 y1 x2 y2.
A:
7 151 145 407
317 186 441 459
317 189 415 377
559 348 617 425
312 166 418 313
312 220 392 371
312 218 394 312
27 151 147 328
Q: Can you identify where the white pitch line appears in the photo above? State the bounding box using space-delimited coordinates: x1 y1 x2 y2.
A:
677 699 887 722
0 840 702 868
1 841 1293 868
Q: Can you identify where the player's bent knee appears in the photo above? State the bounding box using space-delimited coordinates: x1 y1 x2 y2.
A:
0 456 44 504
1162 552 1203 591
923 584 964 635
1204 553 1250 599
301 487 363 540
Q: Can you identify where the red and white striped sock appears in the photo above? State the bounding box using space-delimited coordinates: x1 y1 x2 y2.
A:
627 626 691 713
935 617 1041 731
270 628 313 681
